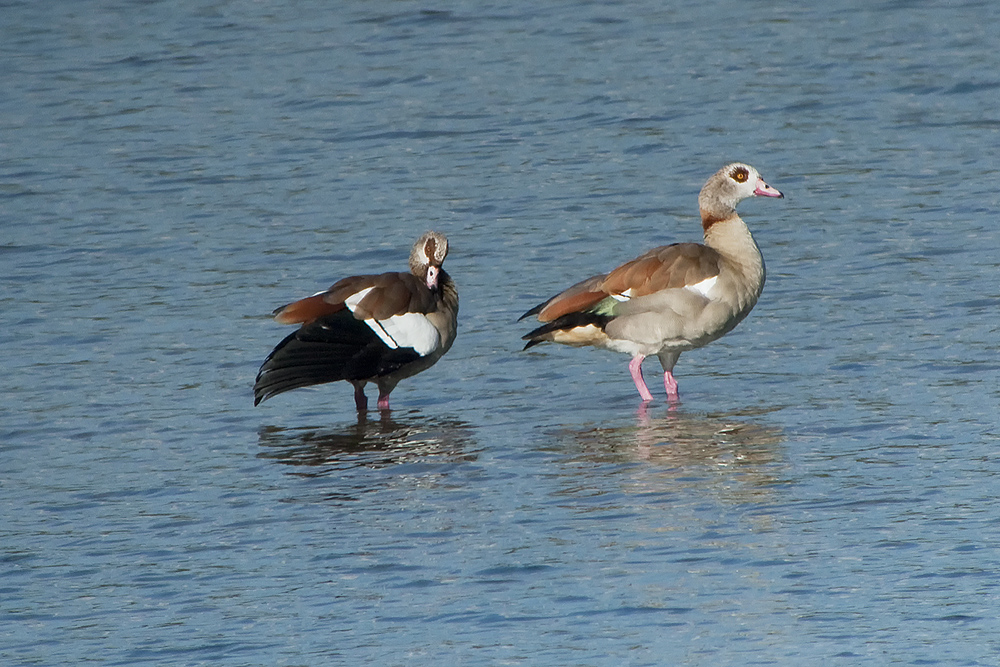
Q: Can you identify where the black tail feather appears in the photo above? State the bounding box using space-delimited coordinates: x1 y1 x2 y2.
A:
518 300 547 322
254 310 420 405
521 311 611 350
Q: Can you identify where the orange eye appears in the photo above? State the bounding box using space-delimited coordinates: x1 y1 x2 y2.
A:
731 167 749 183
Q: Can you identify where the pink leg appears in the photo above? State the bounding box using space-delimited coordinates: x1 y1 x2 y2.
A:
376 392 391 411
663 371 679 402
629 356 654 402
353 384 368 412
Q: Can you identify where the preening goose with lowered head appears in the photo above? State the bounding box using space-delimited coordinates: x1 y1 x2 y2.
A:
520 163 783 402
254 231 458 411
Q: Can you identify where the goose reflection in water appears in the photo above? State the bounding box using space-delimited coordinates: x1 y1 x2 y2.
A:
550 408 786 505
258 411 476 476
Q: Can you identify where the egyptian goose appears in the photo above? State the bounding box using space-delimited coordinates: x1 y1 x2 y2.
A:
520 163 783 402
254 231 458 411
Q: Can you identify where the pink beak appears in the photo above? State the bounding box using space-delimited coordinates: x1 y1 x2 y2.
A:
426 265 439 290
754 178 783 198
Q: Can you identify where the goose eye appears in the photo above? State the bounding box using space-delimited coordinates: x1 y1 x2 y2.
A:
731 167 749 183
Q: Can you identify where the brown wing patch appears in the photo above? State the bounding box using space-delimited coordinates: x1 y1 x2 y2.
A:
535 275 609 322
356 273 435 319
274 272 436 325
320 275 380 308
322 272 436 320
602 243 721 296
273 294 345 325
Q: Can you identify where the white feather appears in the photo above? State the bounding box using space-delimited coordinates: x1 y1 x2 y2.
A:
344 287 375 311
343 287 439 355
611 288 634 302
366 312 440 356
685 276 718 298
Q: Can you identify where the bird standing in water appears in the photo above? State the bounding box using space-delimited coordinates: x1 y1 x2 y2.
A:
520 163 783 402
254 231 458 411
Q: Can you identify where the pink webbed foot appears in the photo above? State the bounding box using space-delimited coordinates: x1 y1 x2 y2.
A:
629 356 655 403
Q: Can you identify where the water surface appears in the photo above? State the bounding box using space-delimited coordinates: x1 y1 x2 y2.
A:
3 1 1000 665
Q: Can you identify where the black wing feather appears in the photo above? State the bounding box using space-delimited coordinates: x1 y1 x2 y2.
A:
254 310 420 405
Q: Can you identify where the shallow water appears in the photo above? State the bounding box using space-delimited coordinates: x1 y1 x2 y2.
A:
3 1 1000 665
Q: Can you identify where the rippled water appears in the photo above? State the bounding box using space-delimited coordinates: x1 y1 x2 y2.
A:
3 1 1000 664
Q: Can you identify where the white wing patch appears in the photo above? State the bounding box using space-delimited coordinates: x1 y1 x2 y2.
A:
344 287 375 310
610 288 635 302
366 313 440 356
685 276 718 298
343 286 440 355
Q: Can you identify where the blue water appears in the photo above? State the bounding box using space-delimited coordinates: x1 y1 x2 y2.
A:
3 1 1000 664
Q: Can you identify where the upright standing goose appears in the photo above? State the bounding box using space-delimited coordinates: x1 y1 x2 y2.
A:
254 231 458 411
520 163 783 402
